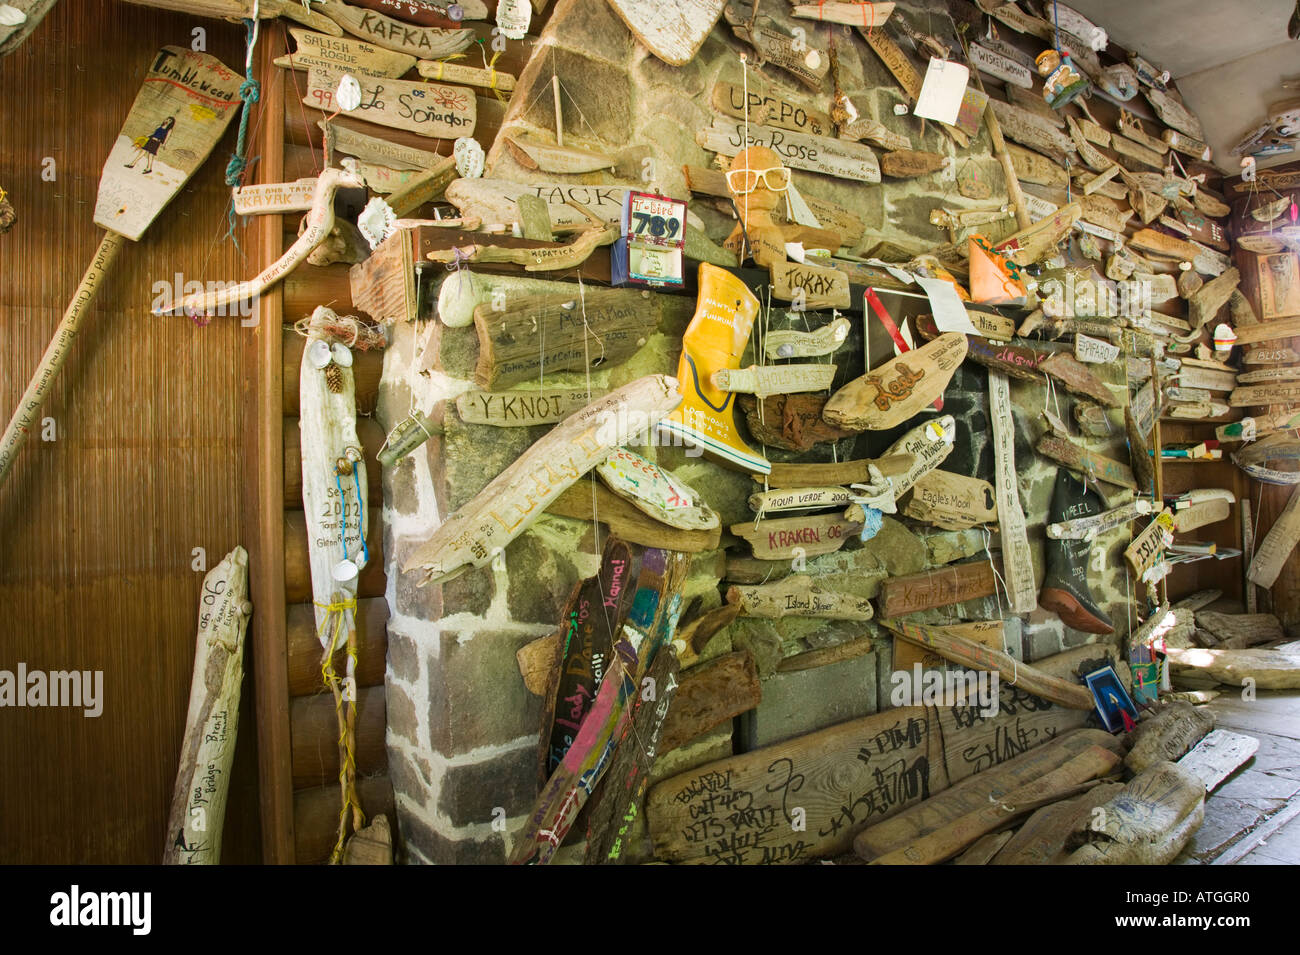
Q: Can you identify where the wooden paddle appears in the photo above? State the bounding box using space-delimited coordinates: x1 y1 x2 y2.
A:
0 47 242 489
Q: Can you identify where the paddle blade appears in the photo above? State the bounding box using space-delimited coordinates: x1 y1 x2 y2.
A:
94 47 243 240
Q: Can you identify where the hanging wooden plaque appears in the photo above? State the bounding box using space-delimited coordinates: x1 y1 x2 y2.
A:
697 119 882 182
456 388 603 427
1258 253 1300 320
728 576 875 620
904 469 998 530
879 561 999 618
730 513 863 560
316 0 474 58
305 67 476 138
607 0 726 66
710 80 833 137
274 26 416 77
823 332 967 431
989 370 1036 612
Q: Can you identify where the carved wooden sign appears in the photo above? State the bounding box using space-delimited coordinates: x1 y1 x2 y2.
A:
325 120 443 170
728 576 875 620
883 418 955 498
766 316 850 359
1244 346 1298 365
989 370 1036 612
472 289 660 389
904 469 998 530
1249 486 1300 589
879 560 998 617
1230 383 1300 407
316 0 473 58
823 333 967 431
1129 228 1200 263
1258 253 1300 320
970 43 1033 88
749 485 853 514
742 394 858 453
714 363 836 398
697 119 882 183
1238 366 1300 385
305 67 476 138
990 98 1076 162
1007 142 1067 188
1143 85 1204 139
881 150 948 179
1075 333 1120 364
723 2 828 89
769 260 852 308
1036 431 1137 489
763 454 915 492
1125 509 1176 580
163 546 251 864
455 387 603 427
231 177 318 215
275 26 416 77
404 376 681 584
861 24 922 100
710 80 832 137
730 513 862 560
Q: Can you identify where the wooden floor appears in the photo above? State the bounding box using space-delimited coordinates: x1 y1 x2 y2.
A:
1175 689 1300 865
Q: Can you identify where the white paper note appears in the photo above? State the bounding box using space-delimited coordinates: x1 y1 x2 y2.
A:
914 59 970 125
916 275 977 334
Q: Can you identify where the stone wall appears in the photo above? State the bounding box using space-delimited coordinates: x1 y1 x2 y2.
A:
379 0 1134 863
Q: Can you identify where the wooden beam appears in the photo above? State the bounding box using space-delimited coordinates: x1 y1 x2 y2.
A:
290 685 387 789
286 598 388 697
247 29 295 865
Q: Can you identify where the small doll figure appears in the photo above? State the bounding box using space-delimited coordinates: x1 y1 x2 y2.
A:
1036 50 1089 110
125 115 176 175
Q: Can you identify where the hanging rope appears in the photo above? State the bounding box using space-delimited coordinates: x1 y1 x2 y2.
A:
223 13 263 253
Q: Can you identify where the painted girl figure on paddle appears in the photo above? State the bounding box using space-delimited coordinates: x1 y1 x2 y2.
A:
124 116 175 174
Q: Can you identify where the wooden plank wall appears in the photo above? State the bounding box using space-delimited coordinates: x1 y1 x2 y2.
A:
0 3 260 862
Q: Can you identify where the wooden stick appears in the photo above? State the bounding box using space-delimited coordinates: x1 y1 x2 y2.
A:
168 167 365 315
0 231 126 488
885 621 1097 710
964 38 1031 231
163 546 253 864
552 74 563 147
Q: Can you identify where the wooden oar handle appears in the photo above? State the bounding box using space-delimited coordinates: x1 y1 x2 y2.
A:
0 230 128 489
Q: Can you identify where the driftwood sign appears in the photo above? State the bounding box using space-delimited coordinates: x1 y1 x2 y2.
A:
883 417 955 498
769 260 851 308
416 57 517 91
711 80 832 137
163 546 252 864
405 376 681 584
742 394 859 452
275 26 416 76
231 177 318 215
723 1 829 89
1048 500 1150 540
472 288 662 388
1249 486 1300 589
697 119 882 183
607 0 726 66
326 120 443 170
714 363 836 398
305 67 476 138
749 485 854 514
904 469 998 530
727 577 874 620
455 388 602 427
823 333 967 431
730 513 862 561
989 371 1035 612
597 448 718 531
764 453 916 489
1036 431 1137 489
970 43 1033 88
765 316 850 359
878 560 999 618
892 620 1004 671
316 0 473 58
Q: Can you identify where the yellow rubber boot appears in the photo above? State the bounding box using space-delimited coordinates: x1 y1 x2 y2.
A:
658 263 771 474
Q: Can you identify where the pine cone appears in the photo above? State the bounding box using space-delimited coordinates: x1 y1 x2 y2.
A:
324 363 344 394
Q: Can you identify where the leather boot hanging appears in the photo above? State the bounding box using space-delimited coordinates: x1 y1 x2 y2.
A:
1040 468 1115 634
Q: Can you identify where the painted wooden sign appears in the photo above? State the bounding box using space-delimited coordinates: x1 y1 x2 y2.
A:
879 560 998 618
1048 499 1150 540
1230 380 1300 407
1239 366 1300 385
1257 253 1300 320
351 0 488 23
769 260 852 308
428 226 616 273
598 448 718 531
904 469 997 530
749 485 853 514
723 1 829 89
316 0 473 58
730 513 862 561
714 363 836 398
1129 228 1200 263
305 67 476 138
881 150 947 178
765 316 850 359
231 177 318 215
274 26 416 77
988 371 1036 613
455 387 603 427
404 376 680 584
1075 333 1119 364
1126 508 1176 579
340 157 415 194
698 119 881 183
1007 143 1068 188
324 120 443 170
969 43 1032 88
415 58 517 92
472 289 660 389
647 681 1092 864
1249 486 1300 590
1244 346 1300 365
607 0 726 66
728 576 875 620
880 417 955 499
823 333 967 431
742 394 858 453
991 98 1076 162
764 453 916 490
163 546 251 865
1036 431 1137 489
1143 85 1204 139
965 309 1017 341
710 81 832 137
996 201 1082 266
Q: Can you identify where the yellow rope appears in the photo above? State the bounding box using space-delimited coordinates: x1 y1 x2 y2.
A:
318 597 364 863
